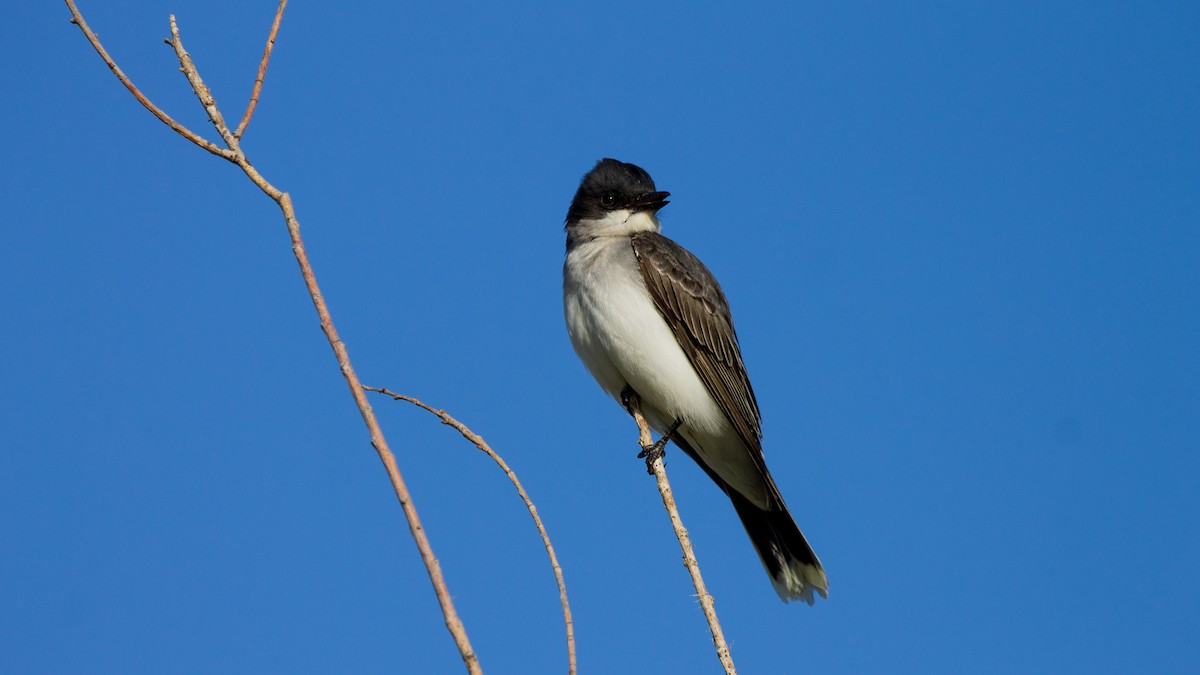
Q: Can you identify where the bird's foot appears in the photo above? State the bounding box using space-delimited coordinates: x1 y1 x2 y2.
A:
620 385 682 474
638 417 683 475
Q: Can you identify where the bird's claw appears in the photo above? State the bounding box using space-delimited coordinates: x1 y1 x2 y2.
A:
638 417 683 474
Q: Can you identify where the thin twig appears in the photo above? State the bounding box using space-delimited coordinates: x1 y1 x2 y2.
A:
168 16 240 151
626 394 737 675
63 0 230 158
64 4 481 673
234 0 287 139
364 386 577 675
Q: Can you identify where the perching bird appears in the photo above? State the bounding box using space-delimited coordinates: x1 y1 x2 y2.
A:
562 158 827 603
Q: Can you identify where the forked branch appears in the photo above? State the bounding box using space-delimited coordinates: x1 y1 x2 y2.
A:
364 386 577 675
63 2 480 673
65 3 229 157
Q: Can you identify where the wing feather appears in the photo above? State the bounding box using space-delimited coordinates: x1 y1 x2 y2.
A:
630 231 765 460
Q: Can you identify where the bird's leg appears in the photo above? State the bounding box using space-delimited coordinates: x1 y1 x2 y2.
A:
620 385 640 417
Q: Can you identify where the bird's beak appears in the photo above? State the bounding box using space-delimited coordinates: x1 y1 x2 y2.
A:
632 191 671 213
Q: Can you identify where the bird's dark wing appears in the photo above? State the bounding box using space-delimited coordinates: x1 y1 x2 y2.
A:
630 231 764 458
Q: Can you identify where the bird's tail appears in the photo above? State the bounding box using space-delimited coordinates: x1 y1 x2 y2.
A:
668 433 827 603
726 487 828 604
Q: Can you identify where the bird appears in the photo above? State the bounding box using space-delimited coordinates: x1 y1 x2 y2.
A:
561 158 827 604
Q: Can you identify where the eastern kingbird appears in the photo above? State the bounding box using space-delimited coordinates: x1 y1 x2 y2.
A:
562 158 828 604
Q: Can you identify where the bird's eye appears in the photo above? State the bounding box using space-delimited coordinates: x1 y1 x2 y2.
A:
600 193 617 208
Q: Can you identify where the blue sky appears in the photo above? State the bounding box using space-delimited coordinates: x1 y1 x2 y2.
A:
2 1 1197 672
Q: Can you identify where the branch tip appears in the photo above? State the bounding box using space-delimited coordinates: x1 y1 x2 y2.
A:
233 0 288 139
61 0 231 158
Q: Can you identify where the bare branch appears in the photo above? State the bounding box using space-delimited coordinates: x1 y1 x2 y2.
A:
64 3 481 672
626 393 737 675
63 0 231 159
234 0 288 139
267 195 481 675
364 386 577 675
167 15 239 151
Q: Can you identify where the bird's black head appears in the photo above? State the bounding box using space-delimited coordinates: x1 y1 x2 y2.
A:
565 158 670 227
